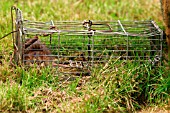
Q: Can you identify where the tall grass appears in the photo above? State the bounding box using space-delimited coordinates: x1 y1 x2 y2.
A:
0 81 29 111
0 0 169 112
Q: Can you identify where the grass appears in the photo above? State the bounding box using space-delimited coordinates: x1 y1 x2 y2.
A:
0 0 169 112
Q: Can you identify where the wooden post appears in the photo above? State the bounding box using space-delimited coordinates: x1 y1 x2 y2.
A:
160 0 170 67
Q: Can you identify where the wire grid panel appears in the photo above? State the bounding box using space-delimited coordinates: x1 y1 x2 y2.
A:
16 20 162 74
12 8 163 75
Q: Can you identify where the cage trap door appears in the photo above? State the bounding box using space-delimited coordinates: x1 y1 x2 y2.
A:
11 6 24 65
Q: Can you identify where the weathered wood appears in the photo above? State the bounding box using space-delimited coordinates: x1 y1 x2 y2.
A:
160 0 170 65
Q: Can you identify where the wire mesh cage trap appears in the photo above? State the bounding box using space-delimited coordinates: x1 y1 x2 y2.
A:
11 7 163 75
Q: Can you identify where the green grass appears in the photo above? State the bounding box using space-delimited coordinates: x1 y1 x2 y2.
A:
0 0 169 112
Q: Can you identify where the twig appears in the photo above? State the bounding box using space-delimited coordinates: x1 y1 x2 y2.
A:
0 30 17 40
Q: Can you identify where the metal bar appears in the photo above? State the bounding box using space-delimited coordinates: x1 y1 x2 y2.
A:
92 31 94 68
57 32 61 71
117 20 128 35
51 20 54 26
118 20 129 60
50 20 54 46
151 21 162 33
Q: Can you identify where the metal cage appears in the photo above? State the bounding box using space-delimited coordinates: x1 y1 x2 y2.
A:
12 7 163 75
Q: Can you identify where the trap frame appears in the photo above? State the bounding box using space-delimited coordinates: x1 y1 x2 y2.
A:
12 7 163 75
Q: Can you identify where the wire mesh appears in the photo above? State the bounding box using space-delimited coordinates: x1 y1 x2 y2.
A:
12 7 163 75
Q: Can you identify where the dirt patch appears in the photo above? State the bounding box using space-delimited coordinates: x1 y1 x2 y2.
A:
137 106 170 113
